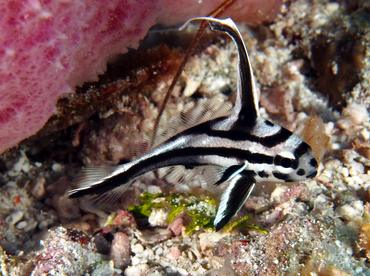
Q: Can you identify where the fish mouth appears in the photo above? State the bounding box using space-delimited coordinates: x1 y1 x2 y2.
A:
307 171 317 178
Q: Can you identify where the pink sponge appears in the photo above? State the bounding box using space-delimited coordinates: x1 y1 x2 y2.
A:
0 0 281 154
0 0 160 153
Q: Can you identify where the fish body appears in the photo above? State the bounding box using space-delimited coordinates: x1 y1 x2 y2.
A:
69 18 318 231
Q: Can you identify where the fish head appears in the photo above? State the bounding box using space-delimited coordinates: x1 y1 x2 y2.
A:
252 117 318 183
271 142 318 182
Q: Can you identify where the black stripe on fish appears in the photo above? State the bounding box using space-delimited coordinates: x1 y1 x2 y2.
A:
258 170 269 178
294 142 311 158
272 172 291 181
214 163 247 186
201 17 259 125
70 146 274 198
177 121 293 148
310 158 318 168
264 120 274 127
249 127 293 148
152 147 275 166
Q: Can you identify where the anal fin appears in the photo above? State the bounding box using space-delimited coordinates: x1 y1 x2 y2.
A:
214 172 256 231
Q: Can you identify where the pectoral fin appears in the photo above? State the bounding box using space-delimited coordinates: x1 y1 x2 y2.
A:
214 171 256 231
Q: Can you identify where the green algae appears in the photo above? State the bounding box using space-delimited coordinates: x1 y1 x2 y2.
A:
129 192 217 234
229 215 268 234
128 192 267 234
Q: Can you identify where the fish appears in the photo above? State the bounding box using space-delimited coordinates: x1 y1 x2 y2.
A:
68 17 318 231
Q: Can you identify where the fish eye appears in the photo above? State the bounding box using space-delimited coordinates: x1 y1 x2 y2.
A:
281 158 292 168
274 152 297 174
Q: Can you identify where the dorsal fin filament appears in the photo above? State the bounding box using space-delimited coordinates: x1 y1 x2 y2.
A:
180 17 260 126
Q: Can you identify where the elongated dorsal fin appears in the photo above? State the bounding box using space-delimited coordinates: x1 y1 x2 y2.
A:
180 17 259 126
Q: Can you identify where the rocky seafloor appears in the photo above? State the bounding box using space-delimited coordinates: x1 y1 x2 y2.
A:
1 0 370 275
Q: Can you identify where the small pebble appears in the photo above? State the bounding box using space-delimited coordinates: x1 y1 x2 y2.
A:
188 250 196 261
176 267 189 275
131 256 142 266
148 208 169 227
346 247 353 256
348 161 365 176
326 2 339 12
51 163 62 172
155 247 163 256
22 162 31 173
124 264 149 276
341 167 349 177
168 246 181 260
360 174 370 183
5 210 24 225
359 128 370 141
140 228 172 244
30 177 47 200
109 232 131 269
352 176 364 185
131 243 144 254
147 185 162 194
335 201 364 222
270 185 288 204
324 159 342 170
52 194 81 220
39 221 48 230
343 103 369 125
168 215 184 236
16 221 28 230
12 156 27 172
91 260 115 276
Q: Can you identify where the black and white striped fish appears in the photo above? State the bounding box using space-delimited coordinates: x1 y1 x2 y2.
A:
68 17 318 231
